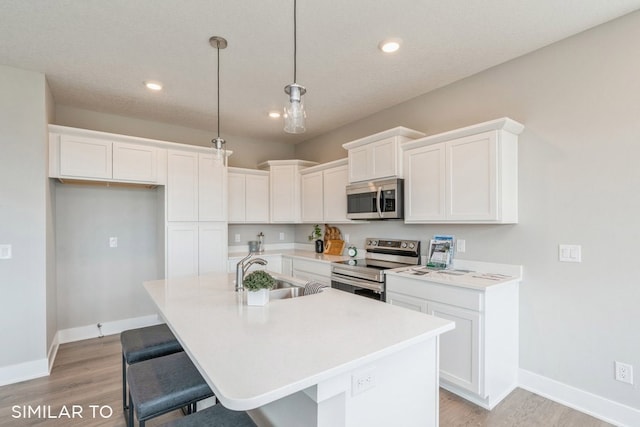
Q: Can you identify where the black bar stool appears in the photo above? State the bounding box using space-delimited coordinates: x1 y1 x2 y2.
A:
127 351 215 427
121 324 183 412
159 404 256 427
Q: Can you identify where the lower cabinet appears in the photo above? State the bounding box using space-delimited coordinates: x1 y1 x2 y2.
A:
287 257 331 287
167 222 227 278
227 254 283 274
386 273 519 409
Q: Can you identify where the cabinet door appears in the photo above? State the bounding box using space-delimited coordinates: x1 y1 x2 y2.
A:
228 173 246 223
59 135 112 179
387 291 429 313
270 165 299 223
198 154 226 221
323 165 350 222
428 301 482 396
348 145 370 183
245 174 270 223
371 137 397 179
281 257 293 276
112 142 157 183
167 150 198 222
166 224 198 278
198 222 227 274
301 171 324 223
404 143 446 222
446 132 497 221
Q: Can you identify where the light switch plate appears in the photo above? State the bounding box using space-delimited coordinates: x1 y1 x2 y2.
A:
0 244 12 259
559 244 581 262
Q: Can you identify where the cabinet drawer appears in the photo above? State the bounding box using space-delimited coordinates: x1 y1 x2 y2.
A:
289 258 331 277
386 276 483 311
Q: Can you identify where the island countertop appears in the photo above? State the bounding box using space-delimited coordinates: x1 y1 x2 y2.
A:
143 272 454 411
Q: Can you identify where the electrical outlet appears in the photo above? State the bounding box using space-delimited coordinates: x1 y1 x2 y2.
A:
234 234 241 243
615 361 634 384
0 244 12 259
559 244 581 262
351 367 376 396
109 237 118 248
279 232 285 241
457 239 466 253
344 234 350 243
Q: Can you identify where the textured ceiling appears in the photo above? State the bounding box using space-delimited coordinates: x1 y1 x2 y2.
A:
1 0 639 144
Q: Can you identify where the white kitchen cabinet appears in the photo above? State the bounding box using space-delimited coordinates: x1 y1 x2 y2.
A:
402 117 524 224
112 142 158 183
228 168 269 223
385 271 519 409
342 127 425 183
198 154 227 222
258 160 317 223
167 150 199 222
167 222 227 279
300 159 351 223
287 256 331 287
58 135 112 179
227 254 283 274
50 129 166 184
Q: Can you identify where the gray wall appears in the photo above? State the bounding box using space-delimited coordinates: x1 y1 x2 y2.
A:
55 105 296 168
0 65 48 368
45 80 57 354
295 12 640 409
228 224 296 250
55 184 160 329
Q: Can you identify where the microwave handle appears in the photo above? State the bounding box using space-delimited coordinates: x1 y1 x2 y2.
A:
376 186 383 218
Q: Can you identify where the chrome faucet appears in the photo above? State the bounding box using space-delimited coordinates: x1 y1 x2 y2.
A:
235 253 268 291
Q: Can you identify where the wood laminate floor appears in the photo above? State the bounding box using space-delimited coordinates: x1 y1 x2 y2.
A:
0 336 613 427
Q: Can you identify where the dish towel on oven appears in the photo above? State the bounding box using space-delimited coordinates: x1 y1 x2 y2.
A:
304 281 329 296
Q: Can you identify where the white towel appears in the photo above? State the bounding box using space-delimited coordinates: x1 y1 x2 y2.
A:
304 281 329 296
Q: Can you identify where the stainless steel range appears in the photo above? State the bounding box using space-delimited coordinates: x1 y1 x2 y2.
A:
330 238 421 301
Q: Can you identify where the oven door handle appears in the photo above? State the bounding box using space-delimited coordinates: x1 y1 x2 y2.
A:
331 275 383 293
376 186 383 218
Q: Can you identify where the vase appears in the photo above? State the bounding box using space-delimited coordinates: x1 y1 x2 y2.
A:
247 288 269 306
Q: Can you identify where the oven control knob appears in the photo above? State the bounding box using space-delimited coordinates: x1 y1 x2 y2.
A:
409 243 415 249
371 240 378 246
401 242 407 248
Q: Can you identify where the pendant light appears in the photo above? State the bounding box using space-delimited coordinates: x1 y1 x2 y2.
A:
209 36 228 165
283 0 306 134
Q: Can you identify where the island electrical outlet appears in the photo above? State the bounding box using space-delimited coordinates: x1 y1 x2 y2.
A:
352 367 376 395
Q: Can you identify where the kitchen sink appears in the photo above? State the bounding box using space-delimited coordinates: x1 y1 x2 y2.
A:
269 280 304 299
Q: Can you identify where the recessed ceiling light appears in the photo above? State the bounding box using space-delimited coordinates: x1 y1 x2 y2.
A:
144 81 163 91
378 39 401 53
268 111 281 119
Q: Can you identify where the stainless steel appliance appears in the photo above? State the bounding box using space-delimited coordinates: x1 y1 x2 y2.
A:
331 238 420 301
346 178 403 220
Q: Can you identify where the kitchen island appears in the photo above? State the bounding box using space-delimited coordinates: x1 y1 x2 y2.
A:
143 272 454 427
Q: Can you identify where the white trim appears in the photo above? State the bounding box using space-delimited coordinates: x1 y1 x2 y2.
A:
519 368 640 427
0 358 49 387
47 332 60 373
57 314 162 344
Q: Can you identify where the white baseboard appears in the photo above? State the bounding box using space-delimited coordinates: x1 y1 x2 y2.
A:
57 314 162 344
0 358 49 387
519 368 640 427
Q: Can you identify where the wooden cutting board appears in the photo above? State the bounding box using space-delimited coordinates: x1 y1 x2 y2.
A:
324 239 345 255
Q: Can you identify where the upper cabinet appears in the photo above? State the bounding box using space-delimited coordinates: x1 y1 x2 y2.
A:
167 150 226 222
342 127 425 183
49 127 167 185
402 118 524 224
258 160 317 223
228 167 270 223
300 159 351 223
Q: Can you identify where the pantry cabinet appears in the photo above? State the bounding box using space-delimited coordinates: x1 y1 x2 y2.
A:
386 270 519 410
258 160 317 223
228 168 270 223
342 127 425 183
300 159 351 223
402 117 524 224
167 222 227 278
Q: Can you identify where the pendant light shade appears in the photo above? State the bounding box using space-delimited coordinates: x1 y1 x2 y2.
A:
209 36 228 164
284 0 306 134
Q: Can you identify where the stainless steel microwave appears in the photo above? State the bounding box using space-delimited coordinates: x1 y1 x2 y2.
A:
346 178 403 220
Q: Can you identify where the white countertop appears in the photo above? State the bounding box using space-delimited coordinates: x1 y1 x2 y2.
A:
228 248 356 264
143 272 453 410
385 259 523 291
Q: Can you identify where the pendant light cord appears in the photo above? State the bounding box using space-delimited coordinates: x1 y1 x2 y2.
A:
293 0 297 84
217 41 221 138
